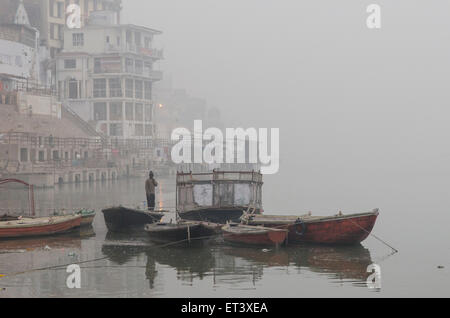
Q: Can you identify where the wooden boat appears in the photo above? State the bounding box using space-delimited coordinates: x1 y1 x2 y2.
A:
176 171 263 224
102 206 164 232
222 223 288 247
76 209 96 227
246 209 379 245
144 220 219 243
0 214 82 239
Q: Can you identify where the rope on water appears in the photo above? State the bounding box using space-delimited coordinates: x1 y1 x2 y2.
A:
0 233 222 279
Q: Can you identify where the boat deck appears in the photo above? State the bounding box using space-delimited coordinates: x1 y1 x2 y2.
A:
0 215 79 228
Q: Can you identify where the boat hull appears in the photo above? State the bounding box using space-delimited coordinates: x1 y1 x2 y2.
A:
102 207 164 232
222 225 288 247
249 211 379 245
179 207 260 224
0 215 82 239
145 223 203 243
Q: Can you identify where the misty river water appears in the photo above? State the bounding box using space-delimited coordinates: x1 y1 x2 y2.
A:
0 176 449 297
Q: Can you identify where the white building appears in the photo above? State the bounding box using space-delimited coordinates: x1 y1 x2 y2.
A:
56 15 163 140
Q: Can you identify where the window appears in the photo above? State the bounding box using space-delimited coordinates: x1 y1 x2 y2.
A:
144 37 151 49
135 103 143 121
50 23 56 39
73 33 84 46
144 61 152 76
135 32 141 47
38 151 45 162
50 0 55 17
58 25 64 40
64 59 76 69
125 102 134 120
135 124 143 136
94 58 102 73
110 124 123 137
20 148 28 162
135 60 143 74
94 102 107 120
125 58 134 73
57 2 64 18
145 124 153 136
109 102 123 120
68 80 78 99
53 150 59 160
135 80 143 99
109 78 122 97
125 79 133 98
93 79 106 97
144 81 152 100
144 104 152 122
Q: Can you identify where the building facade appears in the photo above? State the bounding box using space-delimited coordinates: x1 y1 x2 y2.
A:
56 20 163 140
22 0 122 58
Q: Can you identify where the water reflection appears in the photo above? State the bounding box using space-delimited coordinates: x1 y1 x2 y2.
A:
101 231 150 265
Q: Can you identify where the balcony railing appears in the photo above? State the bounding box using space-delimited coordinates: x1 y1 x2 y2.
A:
104 44 164 59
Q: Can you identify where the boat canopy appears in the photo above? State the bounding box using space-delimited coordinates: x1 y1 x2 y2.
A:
176 171 263 213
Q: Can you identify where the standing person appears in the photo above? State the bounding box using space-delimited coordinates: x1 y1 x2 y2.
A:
145 171 158 211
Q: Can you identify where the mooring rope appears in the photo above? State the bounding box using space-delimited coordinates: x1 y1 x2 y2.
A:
0 233 221 279
348 219 398 253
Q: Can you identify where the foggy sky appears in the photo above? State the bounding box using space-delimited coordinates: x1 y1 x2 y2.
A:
123 1 450 213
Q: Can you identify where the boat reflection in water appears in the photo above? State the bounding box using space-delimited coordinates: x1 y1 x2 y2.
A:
145 245 216 289
0 232 83 253
138 243 374 290
102 231 149 265
222 244 373 287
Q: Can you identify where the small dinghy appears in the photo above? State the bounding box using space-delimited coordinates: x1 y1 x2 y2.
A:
102 206 165 232
77 209 96 227
222 223 288 247
144 221 204 244
0 214 82 239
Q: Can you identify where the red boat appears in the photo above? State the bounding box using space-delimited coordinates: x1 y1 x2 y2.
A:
246 209 379 245
222 223 288 247
0 178 82 239
0 214 82 239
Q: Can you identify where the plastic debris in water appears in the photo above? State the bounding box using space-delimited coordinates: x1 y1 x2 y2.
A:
262 249 271 253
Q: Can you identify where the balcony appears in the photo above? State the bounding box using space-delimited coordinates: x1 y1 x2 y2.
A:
104 44 163 60
138 48 164 60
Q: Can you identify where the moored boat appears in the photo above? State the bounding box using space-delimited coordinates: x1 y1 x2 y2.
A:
0 214 82 239
102 206 164 232
77 209 96 227
222 223 288 247
144 221 204 244
176 170 264 224
245 209 380 245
